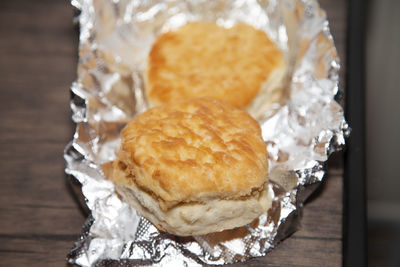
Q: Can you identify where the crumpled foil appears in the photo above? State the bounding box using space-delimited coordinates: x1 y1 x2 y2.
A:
65 0 349 266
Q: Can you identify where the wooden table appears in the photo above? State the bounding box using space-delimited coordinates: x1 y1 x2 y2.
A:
0 0 347 266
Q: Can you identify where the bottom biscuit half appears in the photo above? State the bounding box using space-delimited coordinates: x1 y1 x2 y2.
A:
115 182 272 236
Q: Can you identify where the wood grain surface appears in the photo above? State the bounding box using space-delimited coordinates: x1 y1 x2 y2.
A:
0 0 347 266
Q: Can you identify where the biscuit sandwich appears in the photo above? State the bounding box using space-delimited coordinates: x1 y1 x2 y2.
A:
145 21 286 118
112 98 271 236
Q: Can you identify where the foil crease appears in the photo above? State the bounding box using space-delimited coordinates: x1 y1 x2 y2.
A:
65 0 349 266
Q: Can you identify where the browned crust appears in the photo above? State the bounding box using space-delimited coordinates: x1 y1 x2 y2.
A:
113 98 268 206
146 21 284 109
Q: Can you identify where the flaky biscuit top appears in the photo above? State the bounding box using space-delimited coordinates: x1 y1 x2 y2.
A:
114 98 268 209
146 21 284 109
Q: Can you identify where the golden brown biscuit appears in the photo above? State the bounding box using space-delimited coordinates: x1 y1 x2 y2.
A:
113 98 271 236
146 21 285 110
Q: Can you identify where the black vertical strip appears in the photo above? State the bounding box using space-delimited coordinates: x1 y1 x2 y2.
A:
343 0 367 266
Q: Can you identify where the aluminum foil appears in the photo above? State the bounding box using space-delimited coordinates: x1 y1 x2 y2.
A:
65 0 349 266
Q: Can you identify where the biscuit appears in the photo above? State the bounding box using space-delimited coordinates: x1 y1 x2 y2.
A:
112 98 271 236
146 22 284 112
146 21 285 111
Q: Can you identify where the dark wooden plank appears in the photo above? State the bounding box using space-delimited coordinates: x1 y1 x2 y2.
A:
0 206 83 236
0 237 79 267
297 173 343 240
0 1 85 266
0 0 346 266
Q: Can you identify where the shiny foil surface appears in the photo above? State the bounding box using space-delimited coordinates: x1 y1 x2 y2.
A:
65 0 349 266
